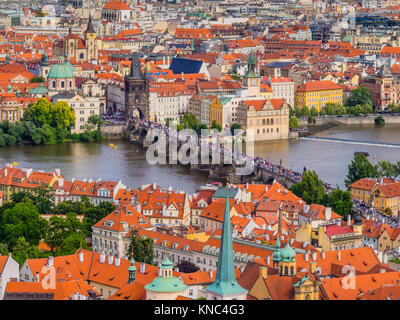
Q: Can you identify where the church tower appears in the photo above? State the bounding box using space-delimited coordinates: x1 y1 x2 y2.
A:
204 191 248 300
242 50 260 97
278 242 297 276
84 12 98 61
124 55 149 120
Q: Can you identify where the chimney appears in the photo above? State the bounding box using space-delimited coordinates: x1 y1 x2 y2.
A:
100 252 106 264
140 262 146 273
4 169 7 177
309 261 317 274
312 251 317 261
259 266 267 278
48 256 54 267
338 250 341 262
267 225 271 231
246 182 249 189
55 168 61 176
115 257 120 267
78 252 84 263
303 204 310 214
153 182 156 189
347 214 351 226
266 255 271 266
35 272 40 282
108 255 114 265
305 252 309 261
325 207 332 221
137 203 141 212
322 251 326 259
209 270 213 279
262 224 266 230
58 178 64 187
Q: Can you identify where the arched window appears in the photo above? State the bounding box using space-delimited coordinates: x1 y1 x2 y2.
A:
290 266 294 275
284 266 288 275
80 53 84 59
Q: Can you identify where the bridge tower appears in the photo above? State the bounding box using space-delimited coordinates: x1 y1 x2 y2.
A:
124 55 149 120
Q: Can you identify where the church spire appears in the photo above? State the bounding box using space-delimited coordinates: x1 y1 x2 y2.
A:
245 49 258 78
204 189 247 299
84 11 95 34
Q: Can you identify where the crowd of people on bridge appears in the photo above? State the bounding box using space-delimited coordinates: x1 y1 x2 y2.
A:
128 117 303 183
353 199 399 229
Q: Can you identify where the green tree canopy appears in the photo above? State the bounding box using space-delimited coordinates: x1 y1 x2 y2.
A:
128 229 154 265
345 85 373 108
290 170 326 205
289 116 299 129
0 202 45 250
230 123 242 135
345 153 378 188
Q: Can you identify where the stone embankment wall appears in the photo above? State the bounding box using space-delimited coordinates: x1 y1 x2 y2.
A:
298 115 400 126
100 124 128 139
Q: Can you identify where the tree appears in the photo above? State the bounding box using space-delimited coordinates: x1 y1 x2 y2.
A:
230 123 242 135
310 106 319 117
345 85 373 108
325 189 353 217
180 113 199 131
345 153 378 188
56 232 89 256
0 243 8 255
12 236 43 266
23 98 76 143
376 160 397 178
87 115 103 131
290 170 326 205
127 229 154 265
44 215 67 253
12 237 31 265
175 260 200 273
375 116 385 126
0 202 44 250
289 116 299 129
30 76 45 83
32 185 54 214
81 201 116 238
211 120 222 132
11 191 35 203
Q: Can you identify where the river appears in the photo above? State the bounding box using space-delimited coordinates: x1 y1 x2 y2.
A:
0 124 399 193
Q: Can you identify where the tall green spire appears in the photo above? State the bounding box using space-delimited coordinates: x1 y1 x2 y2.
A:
204 190 247 297
245 49 258 78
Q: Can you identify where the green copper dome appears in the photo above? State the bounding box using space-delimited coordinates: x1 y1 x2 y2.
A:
48 57 75 79
144 275 188 293
280 243 296 262
29 83 48 95
144 255 187 293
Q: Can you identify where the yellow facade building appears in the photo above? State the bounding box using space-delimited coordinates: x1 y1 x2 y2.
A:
209 96 223 127
295 80 343 111
350 178 400 216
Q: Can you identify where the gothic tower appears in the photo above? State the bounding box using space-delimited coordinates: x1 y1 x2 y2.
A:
84 12 98 61
124 55 149 120
242 50 260 97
